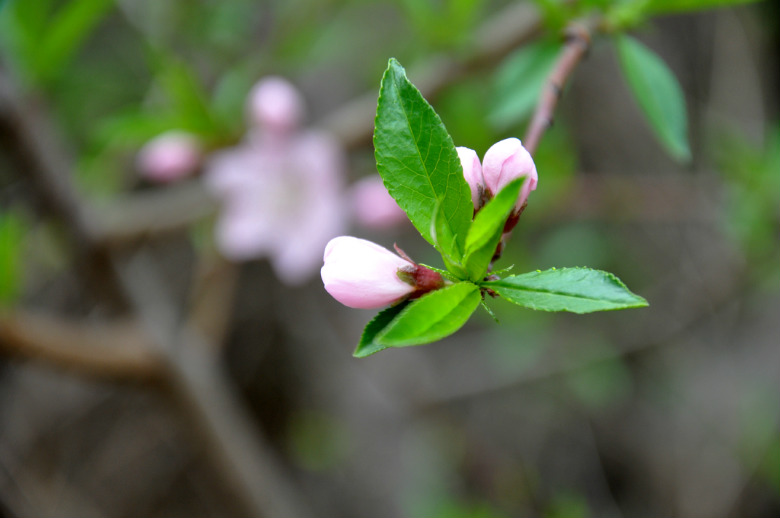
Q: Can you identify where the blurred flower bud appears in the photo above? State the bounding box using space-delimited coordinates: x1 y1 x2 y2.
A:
247 77 304 134
137 131 200 183
205 130 346 285
481 137 538 210
351 176 407 229
456 146 484 210
321 236 419 309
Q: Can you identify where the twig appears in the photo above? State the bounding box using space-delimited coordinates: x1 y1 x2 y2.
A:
184 252 239 350
490 18 596 263
91 181 217 247
523 19 596 155
0 69 126 306
0 311 164 385
117 249 311 518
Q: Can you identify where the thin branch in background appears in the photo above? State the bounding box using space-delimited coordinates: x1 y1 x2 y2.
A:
0 69 126 308
91 181 217 248
0 312 164 385
523 19 595 155
184 253 239 351
0 64 313 518
116 248 312 518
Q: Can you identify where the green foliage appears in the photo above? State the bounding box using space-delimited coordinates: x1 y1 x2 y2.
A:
484 268 648 313
151 53 225 137
358 59 647 355
0 212 24 305
432 199 467 277
372 283 481 348
374 58 473 258
354 302 410 358
0 0 114 86
397 0 484 49
544 491 590 518
719 128 780 263
644 0 762 15
463 178 523 282
490 40 560 130
616 35 691 162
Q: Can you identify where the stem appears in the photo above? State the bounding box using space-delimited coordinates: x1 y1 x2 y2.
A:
492 19 596 266
523 20 595 155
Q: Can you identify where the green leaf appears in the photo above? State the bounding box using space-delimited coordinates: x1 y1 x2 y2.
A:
462 178 524 281
431 199 468 277
479 299 498 322
645 0 761 14
152 53 223 136
32 0 113 82
0 213 24 305
489 40 560 130
485 267 648 313
616 35 690 162
374 58 473 256
376 283 481 347
353 302 410 358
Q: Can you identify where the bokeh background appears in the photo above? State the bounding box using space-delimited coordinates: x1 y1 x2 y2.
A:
0 0 778 517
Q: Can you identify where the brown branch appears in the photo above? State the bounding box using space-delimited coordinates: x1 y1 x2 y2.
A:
0 311 165 384
184 253 239 349
0 65 312 518
523 19 596 155
489 19 597 265
0 68 126 307
116 250 310 518
91 181 217 247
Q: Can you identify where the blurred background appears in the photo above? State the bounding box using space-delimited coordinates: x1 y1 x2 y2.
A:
0 0 778 516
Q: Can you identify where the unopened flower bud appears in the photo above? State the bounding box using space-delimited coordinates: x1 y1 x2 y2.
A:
457 146 484 210
321 236 444 309
248 77 304 134
351 176 407 229
137 131 200 183
481 137 538 210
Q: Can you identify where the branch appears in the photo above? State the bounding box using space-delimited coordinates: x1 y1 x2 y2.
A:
91 181 217 247
184 253 239 349
0 64 312 518
523 19 596 155
0 311 164 384
116 250 311 518
0 68 126 306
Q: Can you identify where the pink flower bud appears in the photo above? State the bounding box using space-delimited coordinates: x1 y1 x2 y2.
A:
481 137 538 209
137 131 200 183
321 236 416 309
351 176 407 229
247 77 304 134
457 146 484 210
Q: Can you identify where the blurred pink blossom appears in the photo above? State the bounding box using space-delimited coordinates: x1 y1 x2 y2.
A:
205 78 346 285
137 131 201 183
350 176 407 230
321 236 415 309
247 76 304 136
